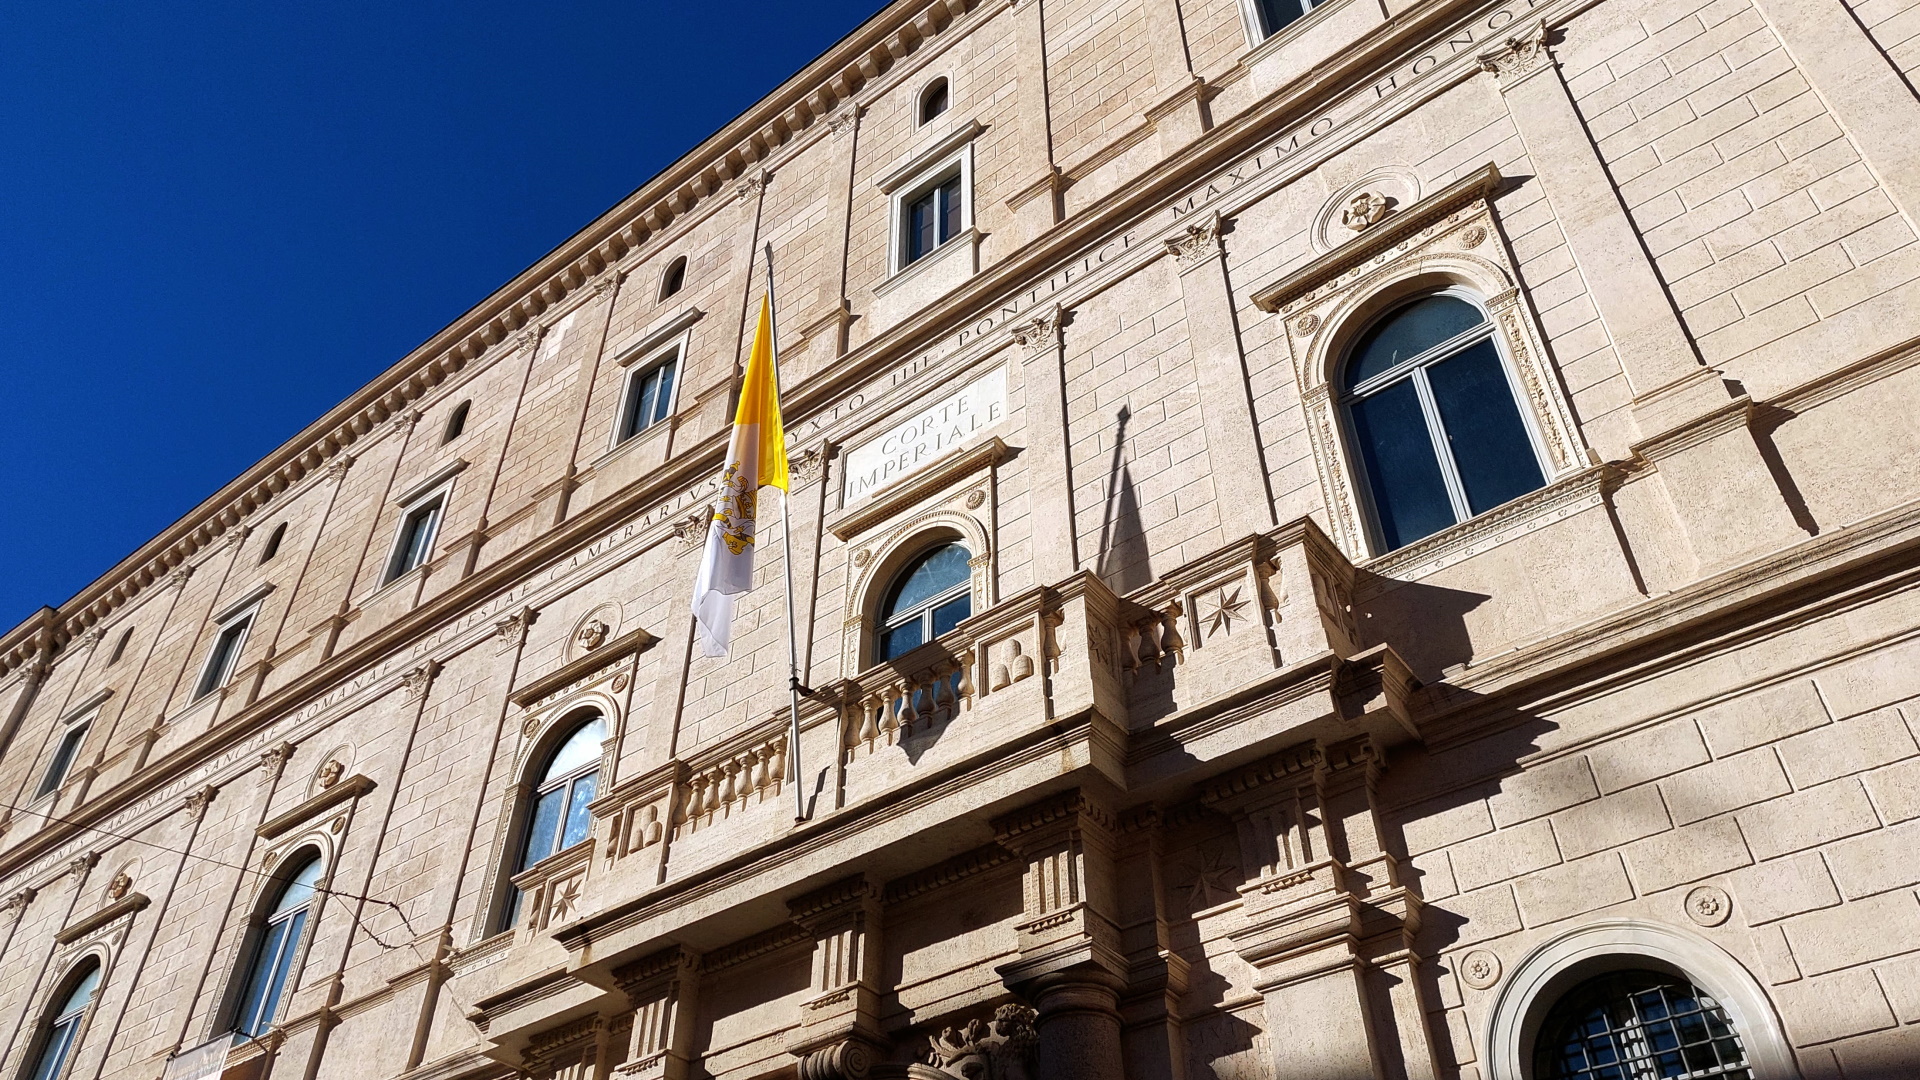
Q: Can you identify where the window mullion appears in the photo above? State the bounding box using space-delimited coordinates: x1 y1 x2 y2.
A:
1411 366 1473 523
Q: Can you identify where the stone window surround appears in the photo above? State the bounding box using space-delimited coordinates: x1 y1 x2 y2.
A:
1236 0 1343 54
834 452 996 679
875 120 982 279
14 947 113 1080
194 591 269 703
205 839 336 1051
611 339 686 451
1250 163 1587 562
480 692 625 940
373 461 468 593
1482 919 1798 1080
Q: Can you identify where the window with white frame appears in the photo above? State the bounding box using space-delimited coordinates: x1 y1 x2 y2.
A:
902 171 963 267
501 713 605 929
617 347 679 443
35 714 91 800
230 850 323 1038
919 77 950 125
24 958 100 1080
384 491 446 583
875 542 973 662
1247 0 1324 40
194 609 255 700
1339 290 1548 552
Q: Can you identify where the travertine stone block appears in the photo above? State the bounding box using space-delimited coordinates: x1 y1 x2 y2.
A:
1736 778 1881 859
1449 818 1562 892
1550 784 1672 859
1512 853 1634 926
1863 756 1920 824
1487 756 1600 827
1585 720 1710 793
1771 967 1897 1044
1695 678 1830 756
1783 890 1920 975
1661 747 1793 824
1820 820 1920 900
1623 816 1753 893
1778 706 1919 789
1730 850 1842 924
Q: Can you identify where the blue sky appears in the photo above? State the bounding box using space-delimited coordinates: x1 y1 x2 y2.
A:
0 0 884 628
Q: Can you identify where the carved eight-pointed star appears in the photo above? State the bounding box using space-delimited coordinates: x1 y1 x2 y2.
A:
1202 586 1249 637
550 879 582 922
1185 850 1238 910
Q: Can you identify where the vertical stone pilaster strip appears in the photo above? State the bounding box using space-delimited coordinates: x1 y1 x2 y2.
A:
1164 213 1277 542
1748 0 1920 231
1008 0 1063 237
615 947 700 1080
1479 22 1705 419
786 875 886 1078
1010 306 1080 585
993 791 1128 1080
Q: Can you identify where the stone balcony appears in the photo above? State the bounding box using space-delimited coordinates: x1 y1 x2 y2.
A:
463 516 1422 1062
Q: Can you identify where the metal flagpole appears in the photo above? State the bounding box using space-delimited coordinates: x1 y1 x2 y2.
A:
764 242 808 823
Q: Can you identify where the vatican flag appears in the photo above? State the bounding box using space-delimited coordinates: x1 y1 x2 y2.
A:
692 295 789 657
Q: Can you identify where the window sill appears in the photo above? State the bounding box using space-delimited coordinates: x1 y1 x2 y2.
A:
1359 464 1612 581
870 229 982 336
1240 0 1381 98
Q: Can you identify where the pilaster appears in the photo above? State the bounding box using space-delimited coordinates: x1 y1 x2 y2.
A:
1007 0 1062 241
787 876 887 1079
993 790 1127 1080
1203 738 1436 1080
614 946 700 1080
1162 213 1275 542
1009 306 1078 585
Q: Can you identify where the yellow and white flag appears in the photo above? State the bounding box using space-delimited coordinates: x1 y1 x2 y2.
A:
692 295 789 657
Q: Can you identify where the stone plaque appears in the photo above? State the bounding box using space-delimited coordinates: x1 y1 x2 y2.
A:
842 366 1005 502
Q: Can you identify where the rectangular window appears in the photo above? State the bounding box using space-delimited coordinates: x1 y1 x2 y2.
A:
36 719 90 799
384 495 445 583
1256 0 1320 37
618 354 679 442
194 614 253 700
905 174 962 265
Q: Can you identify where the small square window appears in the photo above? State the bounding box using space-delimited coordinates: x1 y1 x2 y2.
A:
385 495 445 583
619 353 679 442
36 719 90 799
195 615 254 700
1252 0 1322 39
904 174 963 266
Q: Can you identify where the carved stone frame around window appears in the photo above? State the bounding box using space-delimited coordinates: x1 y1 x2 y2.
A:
1250 163 1586 561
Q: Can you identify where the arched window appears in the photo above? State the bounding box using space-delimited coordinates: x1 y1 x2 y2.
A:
231 851 323 1037
1341 291 1546 552
876 543 972 662
659 256 687 300
504 714 605 927
260 522 287 564
25 959 99 1080
919 78 950 124
108 626 134 665
442 400 471 443
1537 970 1750 1079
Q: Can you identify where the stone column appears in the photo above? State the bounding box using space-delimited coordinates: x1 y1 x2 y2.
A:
614 946 701 1080
788 876 887 1078
994 791 1129 1080
1205 738 1436 1080
1163 213 1276 543
1009 306 1079 586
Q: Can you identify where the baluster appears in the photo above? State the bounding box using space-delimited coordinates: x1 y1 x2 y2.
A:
721 760 740 810
741 749 762 801
754 747 772 796
770 739 788 792
1160 607 1185 664
686 775 708 830
957 652 976 709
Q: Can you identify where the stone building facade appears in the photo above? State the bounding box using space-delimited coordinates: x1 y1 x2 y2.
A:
3 0 1920 1076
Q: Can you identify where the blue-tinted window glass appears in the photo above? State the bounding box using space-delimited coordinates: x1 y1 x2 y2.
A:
28 964 97 1080
878 621 925 662
1345 296 1486 388
521 788 563 870
235 853 317 1039
1426 340 1546 516
561 773 597 850
623 360 677 440
883 545 972 620
908 190 937 263
940 177 961 245
1257 0 1316 35
930 595 971 639
542 719 606 783
1348 379 1455 550
38 722 88 799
